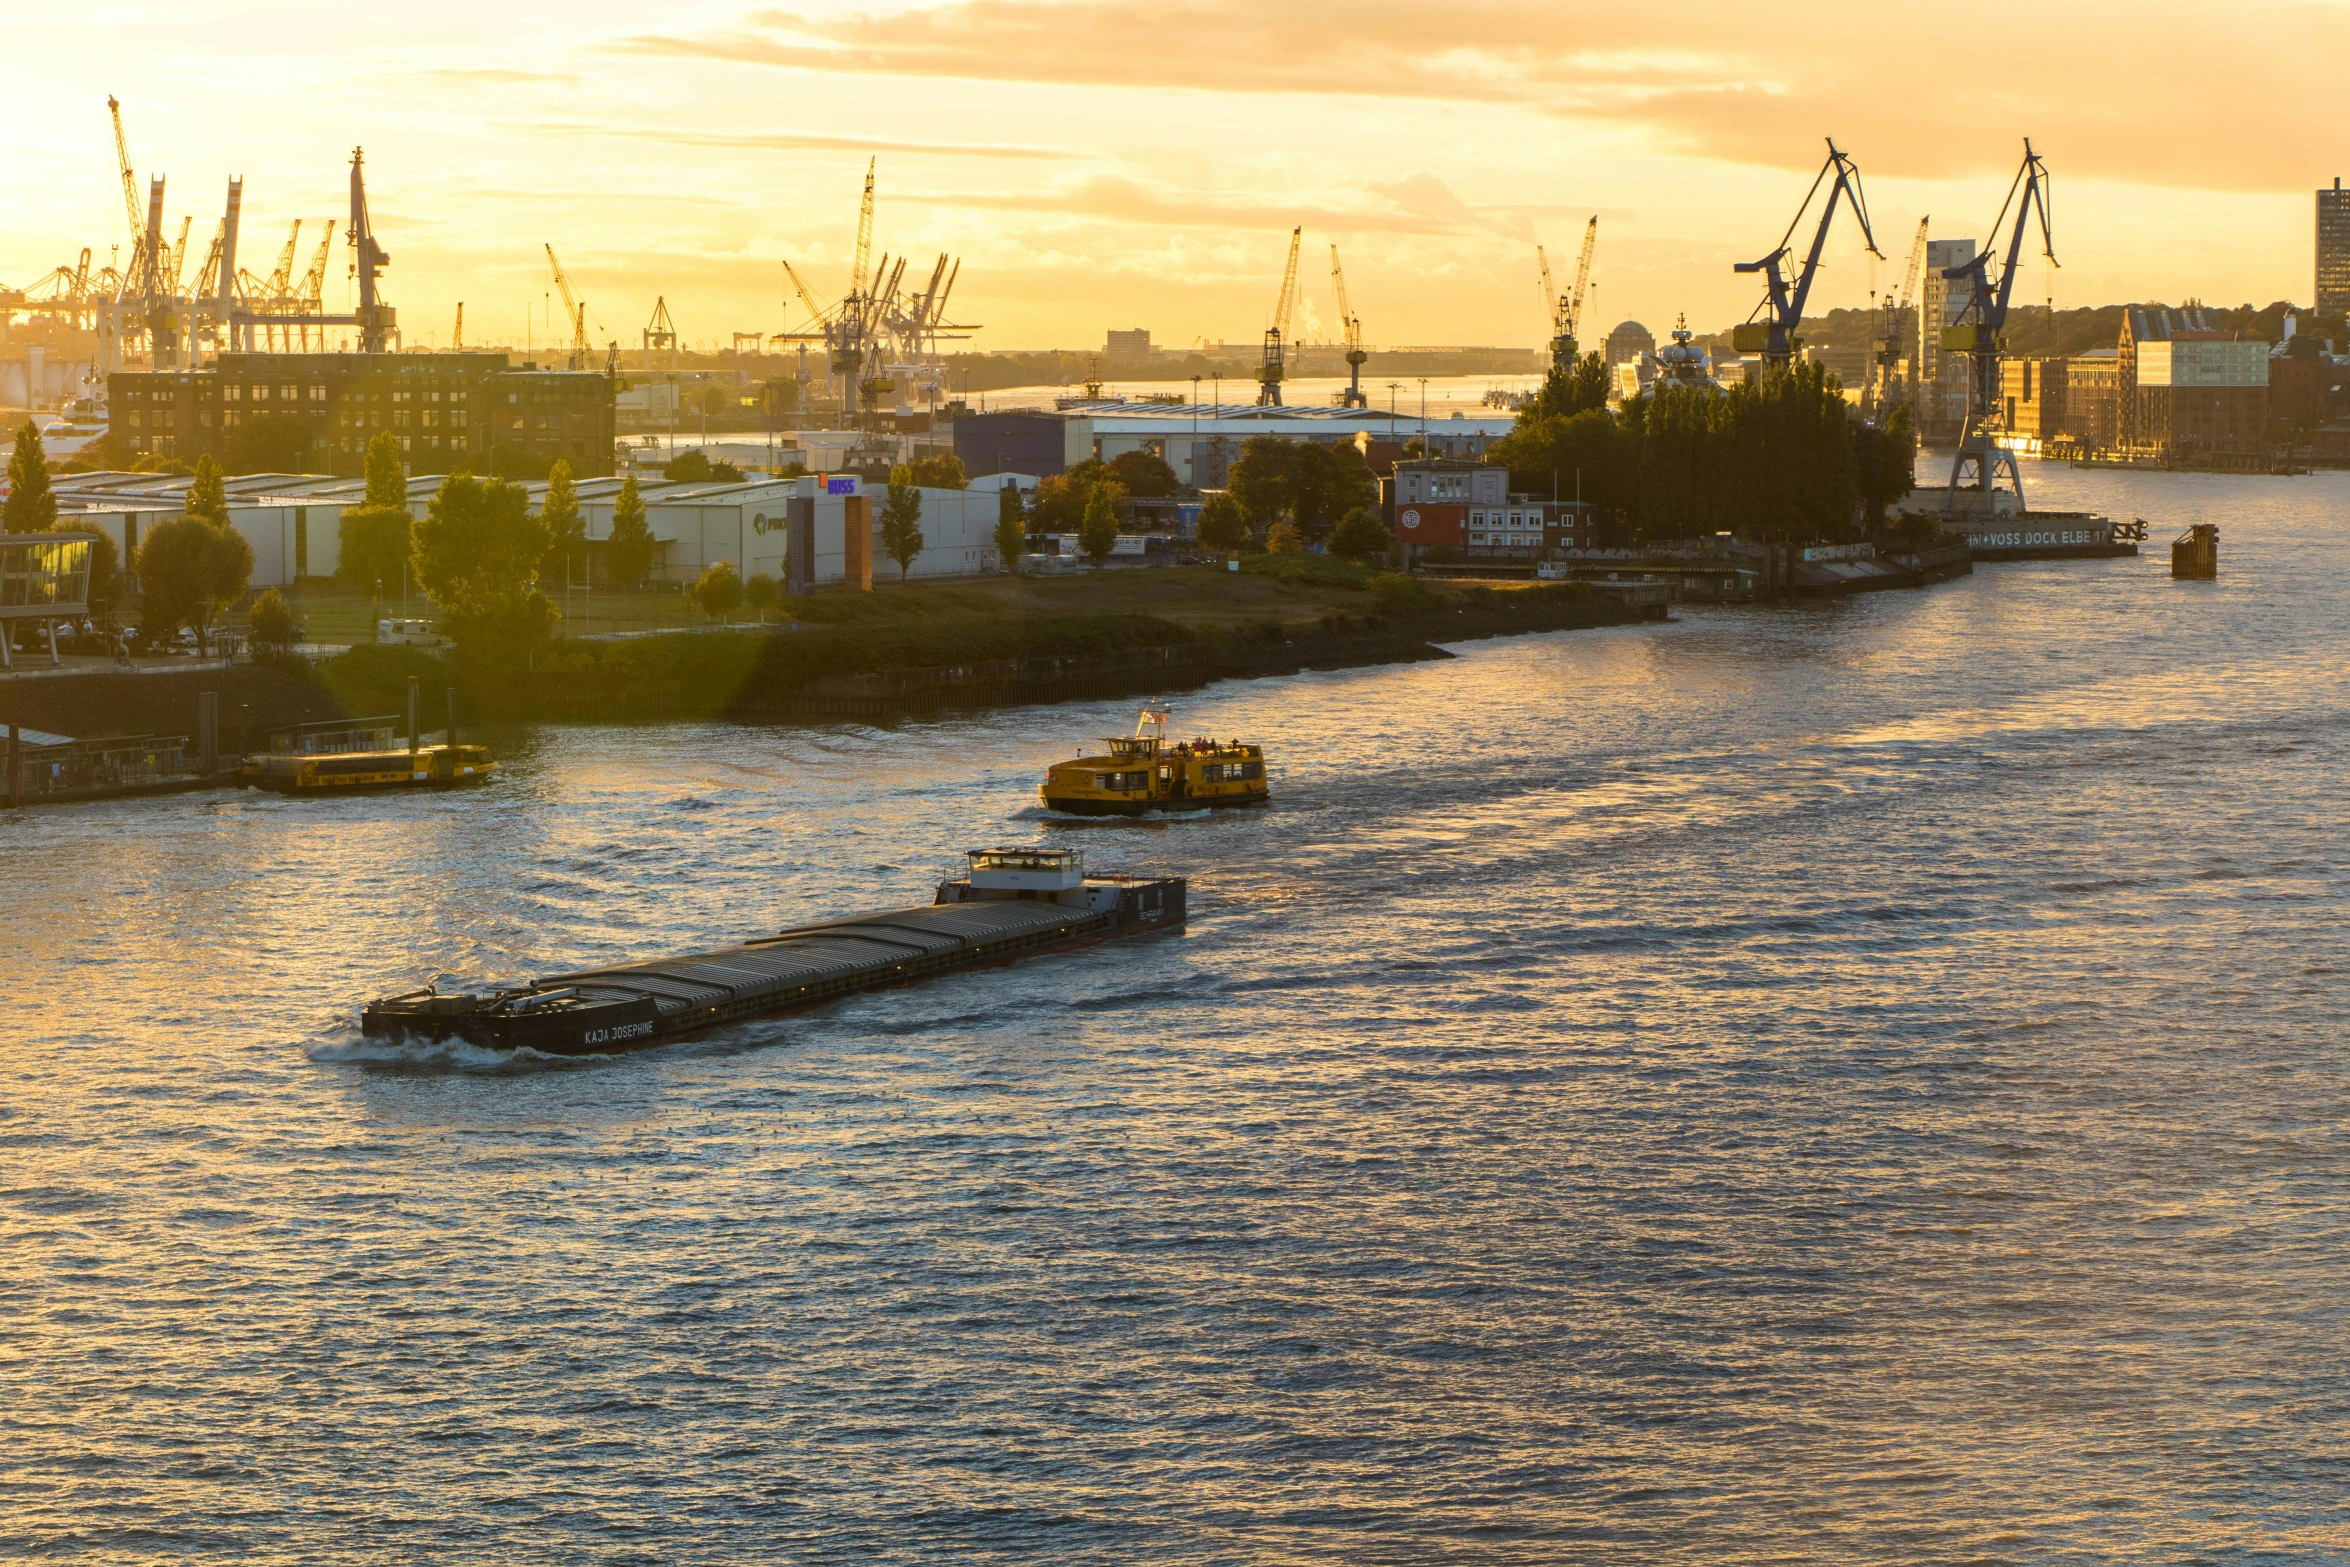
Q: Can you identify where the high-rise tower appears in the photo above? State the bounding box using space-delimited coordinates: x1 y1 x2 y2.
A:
2320 178 2350 318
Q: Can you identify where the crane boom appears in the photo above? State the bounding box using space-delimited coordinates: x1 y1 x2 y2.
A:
1536 245 1556 330
1567 216 1597 341
1271 226 1301 338
166 216 192 294
1255 226 1302 406
545 242 588 367
1733 138 1883 368
268 220 302 296
106 96 144 285
852 157 876 293
1330 242 1368 408
783 259 829 324
299 221 336 306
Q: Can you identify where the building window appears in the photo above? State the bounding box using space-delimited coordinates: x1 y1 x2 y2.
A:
310 385 326 401
280 385 296 402
252 385 270 402
224 385 242 402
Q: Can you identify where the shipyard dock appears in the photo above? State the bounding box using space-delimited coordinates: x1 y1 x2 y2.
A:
360 848 1186 1054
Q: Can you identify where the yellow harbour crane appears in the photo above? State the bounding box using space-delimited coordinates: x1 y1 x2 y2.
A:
1256 226 1301 407
1538 217 1598 372
1329 243 1367 408
644 296 678 372
1874 215 1930 412
296 221 336 349
545 243 592 368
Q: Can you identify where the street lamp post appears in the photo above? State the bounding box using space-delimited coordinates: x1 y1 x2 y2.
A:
1418 377 1429 452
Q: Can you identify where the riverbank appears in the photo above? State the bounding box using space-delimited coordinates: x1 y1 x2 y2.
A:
0 561 1653 740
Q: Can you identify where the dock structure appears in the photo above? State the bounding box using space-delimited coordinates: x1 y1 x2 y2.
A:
360 849 1186 1054
2172 523 2219 578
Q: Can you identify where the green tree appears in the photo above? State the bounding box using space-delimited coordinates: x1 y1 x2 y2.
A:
359 431 404 507
693 560 742 621
702 385 734 420
1266 520 1306 554
879 465 926 581
1107 449 1180 497
1225 436 1299 541
605 475 654 587
1854 402 1917 528
663 448 713 482
994 482 1028 572
336 432 414 593
710 459 744 483
744 571 780 618
77 529 124 628
248 586 297 651
907 451 967 489
5 420 57 531
1523 351 1613 421
137 513 253 654
1028 470 1124 533
1195 492 1248 556
1329 507 1391 565
1492 407 1639 527
539 458 585 581
185 453 229 525
1077 483 1119 567
411 470 555 658
1295 442 1377 528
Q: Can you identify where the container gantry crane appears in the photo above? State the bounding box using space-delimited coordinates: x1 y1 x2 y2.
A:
1733 138 1882 371
1940 140 2056 513
1256 226 1301 407
1329 244 1367 408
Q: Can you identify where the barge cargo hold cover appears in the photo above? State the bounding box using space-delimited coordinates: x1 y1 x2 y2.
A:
359 849 1184 1055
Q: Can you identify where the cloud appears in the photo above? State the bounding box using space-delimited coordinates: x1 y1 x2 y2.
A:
610 0 2350 193
881 173 1535 238
507 120 1074 160
387 67 580 87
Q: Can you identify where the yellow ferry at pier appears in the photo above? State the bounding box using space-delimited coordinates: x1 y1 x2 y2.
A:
241 743 499 794
1040 706 1269 817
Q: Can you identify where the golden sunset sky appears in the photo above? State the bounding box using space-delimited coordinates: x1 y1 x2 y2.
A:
4 0 2336 356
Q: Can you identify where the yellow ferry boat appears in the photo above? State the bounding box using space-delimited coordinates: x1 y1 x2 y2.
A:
1040 706 1268 816
241 742 499 794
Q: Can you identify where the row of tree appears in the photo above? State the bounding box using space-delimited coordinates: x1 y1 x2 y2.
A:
1489 362 1915 544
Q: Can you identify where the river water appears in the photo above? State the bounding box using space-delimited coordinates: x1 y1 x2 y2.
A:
8 463 2348 1563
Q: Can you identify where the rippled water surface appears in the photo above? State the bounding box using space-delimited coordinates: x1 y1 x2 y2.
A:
9 465 2350 1563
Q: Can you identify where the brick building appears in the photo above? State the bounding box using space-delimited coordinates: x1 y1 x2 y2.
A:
2118 306 2266 455
2064 350 2121 449
2001 357 2068 441
108 351 618 478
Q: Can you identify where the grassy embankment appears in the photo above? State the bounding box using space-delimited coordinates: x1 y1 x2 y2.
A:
307 558 1643 726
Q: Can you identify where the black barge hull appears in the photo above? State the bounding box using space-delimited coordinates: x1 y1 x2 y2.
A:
360 876 1185 1055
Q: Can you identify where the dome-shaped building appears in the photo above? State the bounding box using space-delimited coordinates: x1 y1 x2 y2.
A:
1604 320 1656 368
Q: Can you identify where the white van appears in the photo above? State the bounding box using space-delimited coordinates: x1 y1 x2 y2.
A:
377 619 442 647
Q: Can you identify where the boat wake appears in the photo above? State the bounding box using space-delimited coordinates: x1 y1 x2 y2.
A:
304 1033 605 1073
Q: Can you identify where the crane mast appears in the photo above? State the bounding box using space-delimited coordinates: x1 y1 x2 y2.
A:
1256 226 1301 407
1733 138 1882 370
1329 243 1367 408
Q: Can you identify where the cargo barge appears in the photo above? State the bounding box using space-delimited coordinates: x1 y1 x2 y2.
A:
358 848 1184 1055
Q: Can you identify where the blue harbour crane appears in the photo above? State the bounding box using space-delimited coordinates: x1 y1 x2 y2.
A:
1939 140 2056 512
1733 139 1883 370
